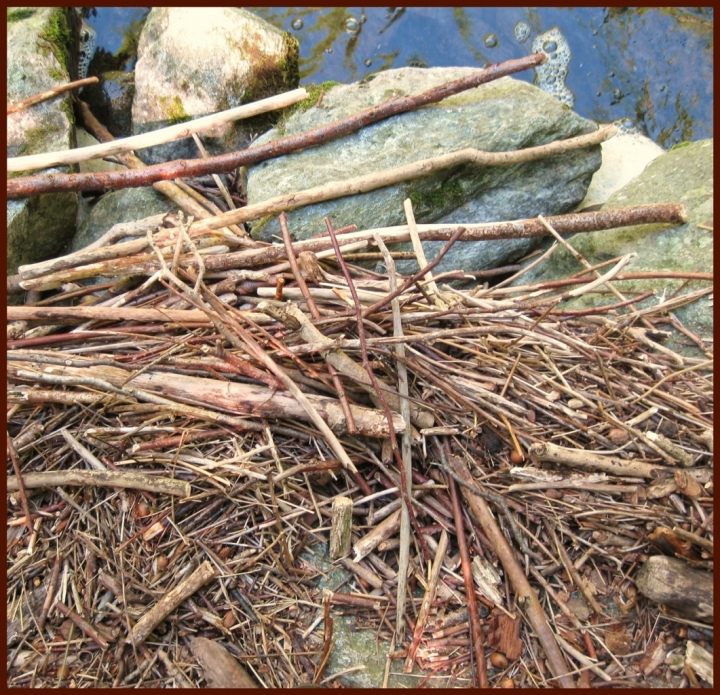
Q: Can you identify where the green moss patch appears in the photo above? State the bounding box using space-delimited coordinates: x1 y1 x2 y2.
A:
160 95 191 125
17 124 55 157
275 80 340 135
410 178 464 215
7 8 36 22
37 7 73 79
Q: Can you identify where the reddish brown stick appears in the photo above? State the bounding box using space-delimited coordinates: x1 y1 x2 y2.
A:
446 454 575 687
193 203 686 274
447 474 488 687
278 212 358 435
324 218 431 563
131 428 229 452
7 54 546 198
55 600 110 648
7 431 34 538
529 290 656 316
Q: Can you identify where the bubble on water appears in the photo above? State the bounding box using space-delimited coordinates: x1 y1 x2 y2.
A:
532 27 574 109
324 47 333 54
364 58 372 67
345 17 360 34
291 18 303 31
483 33 498 48
514 21 530 44
612 117 639 136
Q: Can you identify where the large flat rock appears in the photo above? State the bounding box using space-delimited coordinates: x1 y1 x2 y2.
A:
247 67 602 273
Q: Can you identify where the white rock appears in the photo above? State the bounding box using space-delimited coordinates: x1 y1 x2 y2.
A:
132 7 297 165
578 127 665 210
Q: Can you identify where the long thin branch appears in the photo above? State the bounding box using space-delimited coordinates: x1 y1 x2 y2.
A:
171 126 618 236
6 304 269 326
375 232 413 641
15 204 686 291
7 469 191 497
7 432 35 539
8 88 308 172
447 474 488 688
190 203 688 274
8 53 546 197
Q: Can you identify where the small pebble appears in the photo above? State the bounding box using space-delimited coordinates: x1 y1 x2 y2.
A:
490 652 508 669
607 428 630 446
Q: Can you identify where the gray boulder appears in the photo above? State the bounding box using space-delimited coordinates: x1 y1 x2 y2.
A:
516 139 713 353
131 7 299 165
7 7 79 275
246 68 602 274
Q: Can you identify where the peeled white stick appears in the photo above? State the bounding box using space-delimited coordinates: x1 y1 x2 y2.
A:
7 88 308 173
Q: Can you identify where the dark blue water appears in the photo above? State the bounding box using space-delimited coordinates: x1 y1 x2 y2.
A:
87 7 713 149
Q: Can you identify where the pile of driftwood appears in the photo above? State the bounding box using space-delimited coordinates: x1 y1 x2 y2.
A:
7 53 713 688
7 194 713 687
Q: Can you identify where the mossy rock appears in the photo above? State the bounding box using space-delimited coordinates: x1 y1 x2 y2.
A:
7 8 79 273
517 138 713 355
247 69 601 275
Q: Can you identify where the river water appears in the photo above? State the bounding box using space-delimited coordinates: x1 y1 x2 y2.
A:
87 7 712 148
